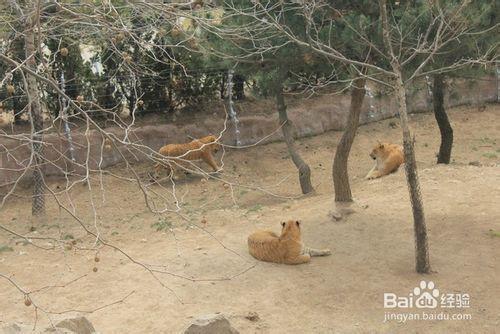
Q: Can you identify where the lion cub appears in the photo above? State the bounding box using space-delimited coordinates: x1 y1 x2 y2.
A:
365 142 405 179
247 220 331 265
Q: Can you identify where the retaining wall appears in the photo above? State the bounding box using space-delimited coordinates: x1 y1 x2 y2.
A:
0 76 497 187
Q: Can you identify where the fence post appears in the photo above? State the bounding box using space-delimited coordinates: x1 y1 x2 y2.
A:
60 73 76 166
227 69 241 146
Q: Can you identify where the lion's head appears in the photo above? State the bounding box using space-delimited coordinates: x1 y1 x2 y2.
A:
370 142 390 160
199 134 221 153
280 220 302 241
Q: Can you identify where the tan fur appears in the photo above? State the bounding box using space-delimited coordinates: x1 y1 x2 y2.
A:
365 142 405 179
247 220 331 265
153 135 222 179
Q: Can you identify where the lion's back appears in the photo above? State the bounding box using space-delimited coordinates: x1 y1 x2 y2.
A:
247 230 286 263
383 144 405 171
388 144 405 164
159 141 203 160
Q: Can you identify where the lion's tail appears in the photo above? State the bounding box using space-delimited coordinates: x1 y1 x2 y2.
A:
303 246 331 257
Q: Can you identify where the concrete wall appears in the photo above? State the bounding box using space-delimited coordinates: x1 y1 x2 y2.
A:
0 76 497 187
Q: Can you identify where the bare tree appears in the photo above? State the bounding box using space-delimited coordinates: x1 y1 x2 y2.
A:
378 0 430 273
7 0 47 220
332 75 365 202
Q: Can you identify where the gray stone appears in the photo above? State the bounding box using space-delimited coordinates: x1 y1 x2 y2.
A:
328 210 343 221
54 317 95 334
469 161 481 167
1 323 31 334
1 323 72 334
184 313 239 334
244 311 260 322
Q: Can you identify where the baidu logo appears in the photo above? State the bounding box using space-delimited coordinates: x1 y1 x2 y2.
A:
384 280 440 309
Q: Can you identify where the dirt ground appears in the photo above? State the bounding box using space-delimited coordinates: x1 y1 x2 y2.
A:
1 104 499 333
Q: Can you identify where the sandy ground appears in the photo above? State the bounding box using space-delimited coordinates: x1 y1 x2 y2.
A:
1 105 499 333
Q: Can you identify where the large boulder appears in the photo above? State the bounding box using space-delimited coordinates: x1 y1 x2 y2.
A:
184 313 239 334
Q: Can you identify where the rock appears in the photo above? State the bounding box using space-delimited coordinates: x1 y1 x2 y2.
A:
469 161 481 167
1 323 31 334
53 317 96 334
328 210 342 221
1 323 72 334
184 313 239 334
43 328 74 333
244 312 260 322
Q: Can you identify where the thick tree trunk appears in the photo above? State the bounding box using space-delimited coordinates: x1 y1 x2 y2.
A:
394 70 430 274
276 87 314 194
333 77 366 202
433 74 453 164
24 24 46 218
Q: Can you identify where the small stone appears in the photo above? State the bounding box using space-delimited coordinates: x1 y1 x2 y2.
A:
328 211 342 221
469 161 481 167
1 323 33 334
184 313 239 334
244 311 260 322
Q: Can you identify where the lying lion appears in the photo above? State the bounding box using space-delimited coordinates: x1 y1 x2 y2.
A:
152 135 222 179
365 142 405 180
248 220 331 265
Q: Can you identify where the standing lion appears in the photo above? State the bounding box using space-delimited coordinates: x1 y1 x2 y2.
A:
152 135 222 179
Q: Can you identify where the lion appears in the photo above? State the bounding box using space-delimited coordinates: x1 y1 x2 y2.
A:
247 220 331 265
365 141 405 180
152 135 222 179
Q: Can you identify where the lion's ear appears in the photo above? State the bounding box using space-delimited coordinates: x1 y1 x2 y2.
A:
281 222 286 228
379 143 384 149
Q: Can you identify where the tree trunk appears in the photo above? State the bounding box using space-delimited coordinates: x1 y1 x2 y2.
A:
333 76 366 202
233 74 245 100
24 23 46 218
394 70 430 274
379 0 430 274
433 74 453 164
276 87 314 194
